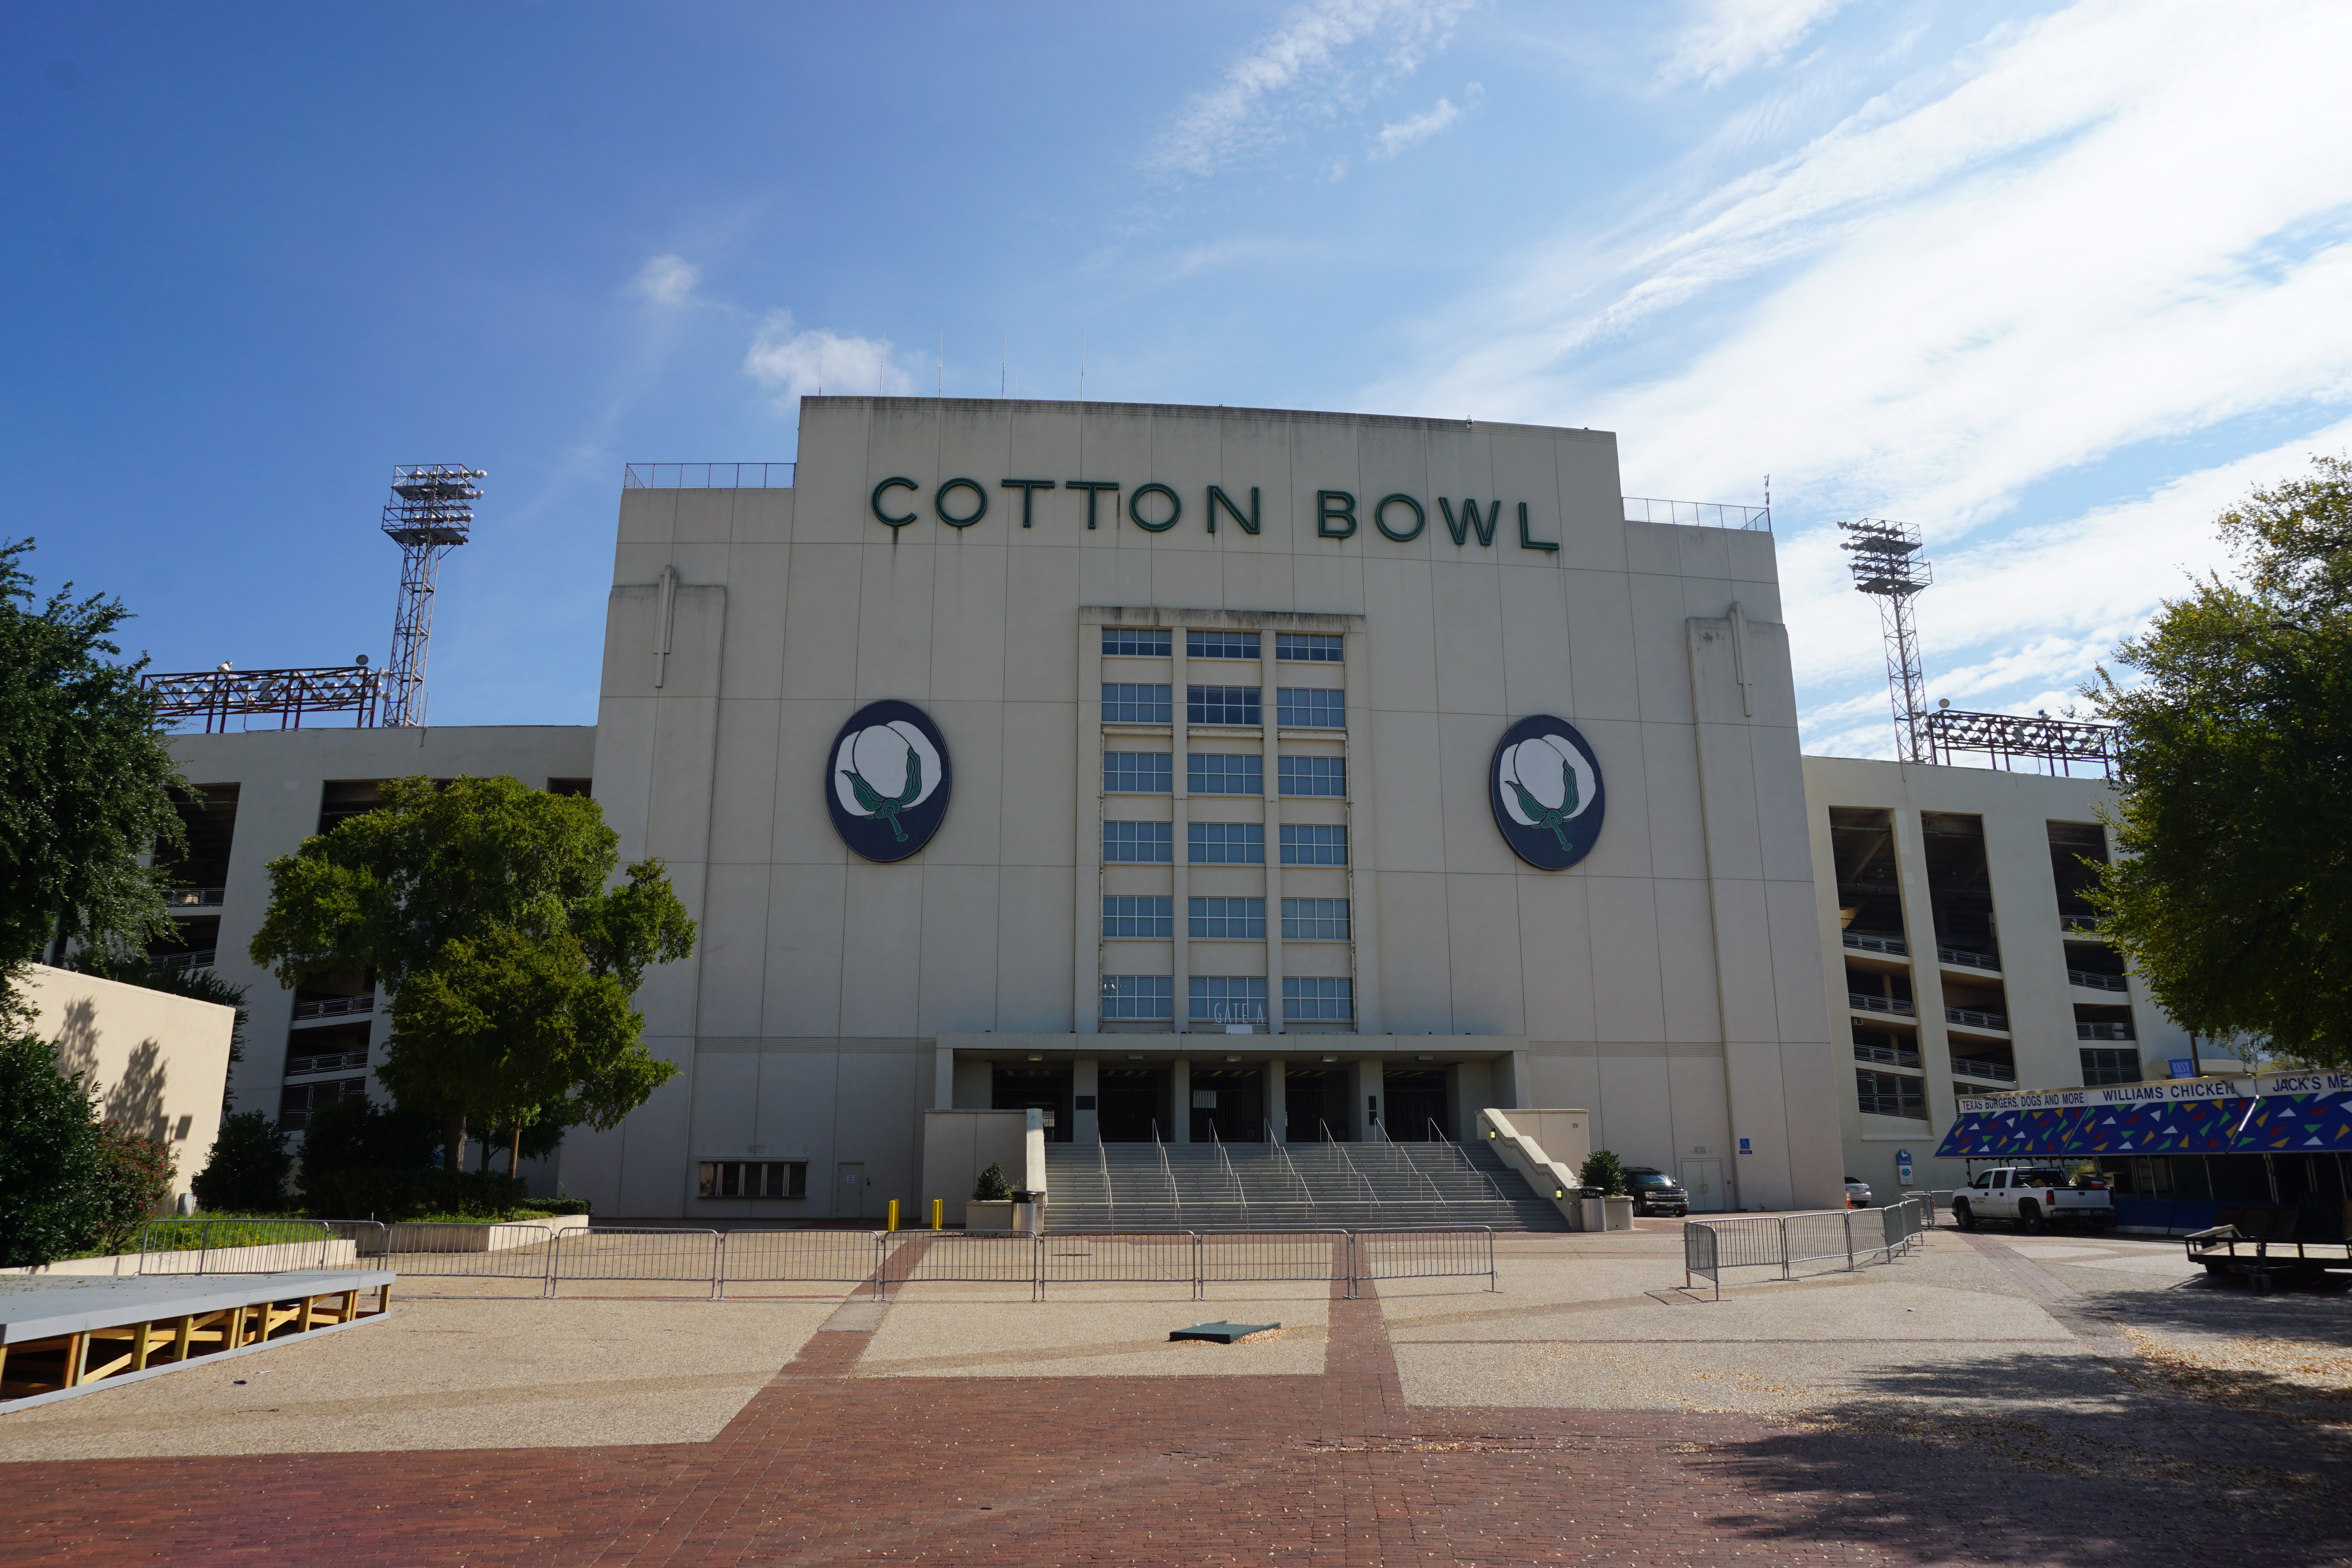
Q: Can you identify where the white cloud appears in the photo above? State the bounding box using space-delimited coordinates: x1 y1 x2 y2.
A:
1658 0 1855 89
1152 0 1476 177
1370 83 1480 160
629 254 701 308
742 312 913 403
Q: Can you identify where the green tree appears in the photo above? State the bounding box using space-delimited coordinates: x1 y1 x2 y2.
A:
249 775 695 1168
0 540 188 974
191 1110 293 1213
2086 456 2352 1069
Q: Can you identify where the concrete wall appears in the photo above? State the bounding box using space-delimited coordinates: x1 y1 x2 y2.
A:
162 724 597 1168
569 396 1841 1217
1801 755 2189 1199
21 964 234 1205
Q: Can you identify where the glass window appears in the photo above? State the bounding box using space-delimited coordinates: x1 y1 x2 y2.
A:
1103 820 1173 863
1103 752 1171 794
1187 629 1259 660
1102 627 1171 657
1189 753 1263 796
1279 823 1348 866
1276 688 1345 729
1281 898 1350 940
1102 683 1172 724
1190 975 1268 1022
2079 1049 2142 1086
1283 976 1353 1021
1102 975 1174 1020
1103 895 1173 938
1188 685 1262 726
1278 755 1345 797
1189 822 1265 864
1855 1069 1926 1119
1190 896 1266 939
697 1160 808 1199
1276 632 1343 663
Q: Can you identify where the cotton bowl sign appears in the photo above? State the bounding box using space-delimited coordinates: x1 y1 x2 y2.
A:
826 700 952 862
1488 715 1605 871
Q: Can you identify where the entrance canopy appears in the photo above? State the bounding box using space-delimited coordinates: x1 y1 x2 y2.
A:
1938 1071 2352 1160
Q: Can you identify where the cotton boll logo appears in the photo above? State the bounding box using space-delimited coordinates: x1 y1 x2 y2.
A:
1488 716 1604 871
825 701 952 862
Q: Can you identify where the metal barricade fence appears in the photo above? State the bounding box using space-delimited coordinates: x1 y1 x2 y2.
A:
136 1218 348 1275
1350 1228 1497 1297
552 1228 724 1299
719 1229 885 1297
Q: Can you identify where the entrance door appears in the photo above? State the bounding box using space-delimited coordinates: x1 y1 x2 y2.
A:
1680 1159 1725 1212
836 1161 866 1219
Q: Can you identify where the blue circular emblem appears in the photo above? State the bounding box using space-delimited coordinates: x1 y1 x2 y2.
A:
826 700 952 862
1488 715 1604 871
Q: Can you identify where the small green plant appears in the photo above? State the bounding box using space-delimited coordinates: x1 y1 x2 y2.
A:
971 1162 1013 1201
1578 1149 1628 1196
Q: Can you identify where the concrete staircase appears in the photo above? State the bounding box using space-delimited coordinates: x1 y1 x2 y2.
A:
1040 1136 1570 1231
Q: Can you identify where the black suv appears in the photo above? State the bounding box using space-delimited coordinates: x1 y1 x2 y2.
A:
1623 1167 1688 1217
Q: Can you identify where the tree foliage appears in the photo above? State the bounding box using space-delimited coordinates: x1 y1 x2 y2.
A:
0 539 187 969
2087 456 2352 1068
248 775 695 1165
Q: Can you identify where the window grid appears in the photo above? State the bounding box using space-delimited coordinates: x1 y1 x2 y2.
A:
1281 898 1350 941
1103 820 1173 863
1103 752 1172 794
1189 822 1265 864
1276 688 1345 729
1187 629 1260 660
2079 1048 2142 1087
1278 755 1345 798
1102 683 1173 724
1190 896 1266 940
1189 753 1263 796
1188 685 1262 726
1279 823 1348 866
1855 1069 1926 1119
1103 895 1174 939
1102 628 1171 657
1190 975 1268 1022
1283 976 1353 1021
1102 975 1174 1020
1276 632 1344 663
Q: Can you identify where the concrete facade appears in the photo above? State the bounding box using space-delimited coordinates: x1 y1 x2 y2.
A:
1801 755 2189 1199
570 397 1844 1219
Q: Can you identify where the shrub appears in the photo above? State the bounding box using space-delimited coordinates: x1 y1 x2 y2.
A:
91 1123 174 1254
1578 1149 1628 1196
191 1111 292 1213
0 1029 106 1267
971 1162 1012 1201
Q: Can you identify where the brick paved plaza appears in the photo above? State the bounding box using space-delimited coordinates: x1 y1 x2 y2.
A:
5 1221 2348 1566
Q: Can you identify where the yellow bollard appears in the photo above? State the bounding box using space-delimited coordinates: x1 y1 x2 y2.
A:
887 1198 899 1232
932 1197 944 1230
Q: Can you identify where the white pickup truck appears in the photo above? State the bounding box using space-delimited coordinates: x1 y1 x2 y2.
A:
1951 1167 2114 1234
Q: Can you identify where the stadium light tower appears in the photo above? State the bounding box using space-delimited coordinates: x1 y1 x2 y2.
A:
380 465 484 727
1838 518 1933 763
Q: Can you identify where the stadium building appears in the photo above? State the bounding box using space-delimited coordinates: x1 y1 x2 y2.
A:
154 397 2196 1222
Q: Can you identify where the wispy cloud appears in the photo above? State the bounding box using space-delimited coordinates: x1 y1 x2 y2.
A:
1658 0 1855 90
742 312 913 403
1370 83 1480 160
1151 0 1477 177
628 253 701 307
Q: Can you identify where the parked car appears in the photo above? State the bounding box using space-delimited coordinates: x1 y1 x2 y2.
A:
1950 1167 2114 1233
1622 1167 1688 1216
1845 1177 1873 1209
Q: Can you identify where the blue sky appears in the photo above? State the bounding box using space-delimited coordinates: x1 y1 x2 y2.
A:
8 0 2349 756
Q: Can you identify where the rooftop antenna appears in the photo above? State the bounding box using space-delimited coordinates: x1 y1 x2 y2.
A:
1838 518 1933 762
381 466 483 727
